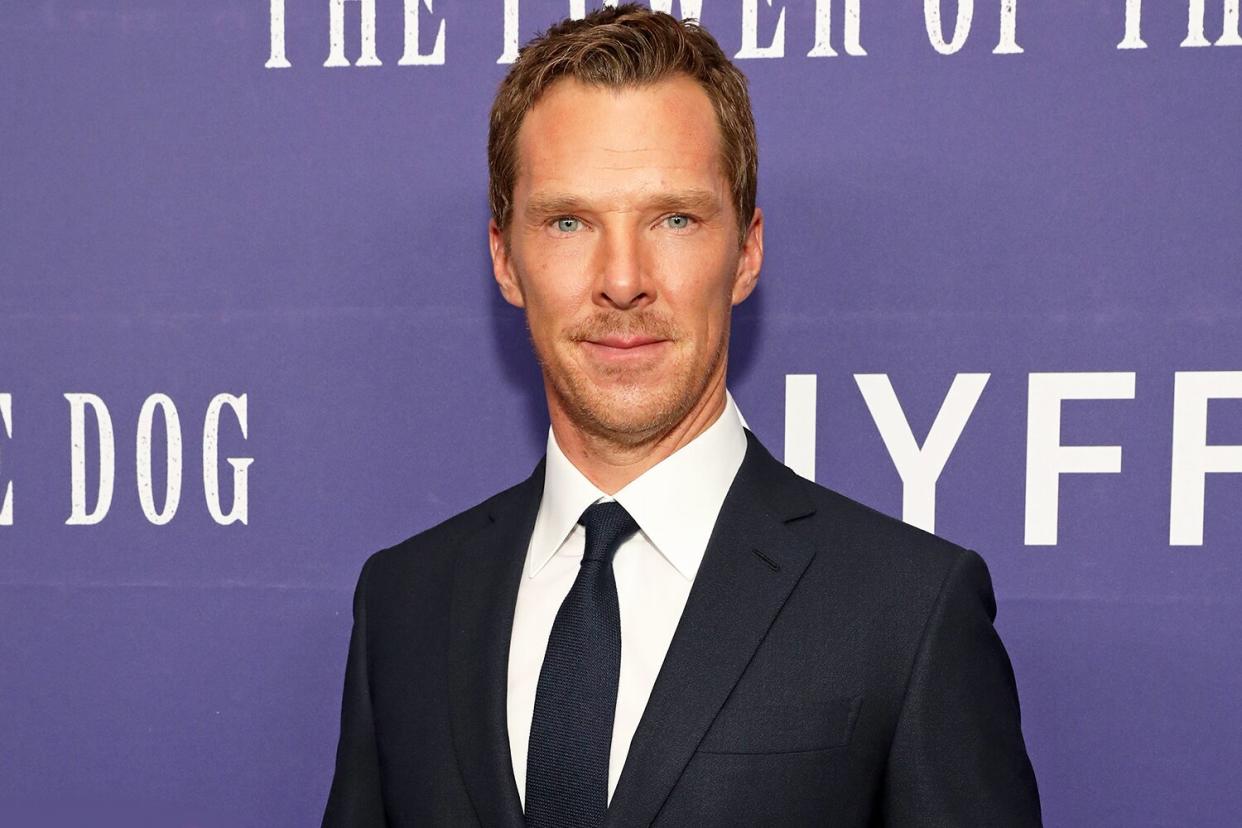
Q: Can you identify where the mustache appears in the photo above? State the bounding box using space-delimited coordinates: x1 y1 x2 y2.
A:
566 311 680 342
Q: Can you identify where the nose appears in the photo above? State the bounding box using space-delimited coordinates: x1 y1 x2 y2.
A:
595 227 652 310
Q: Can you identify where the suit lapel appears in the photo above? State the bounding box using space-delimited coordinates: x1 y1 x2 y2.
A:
604 430 819 827
448 460 545 828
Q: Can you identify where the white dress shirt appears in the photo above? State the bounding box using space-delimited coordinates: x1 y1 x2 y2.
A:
507 392 748 809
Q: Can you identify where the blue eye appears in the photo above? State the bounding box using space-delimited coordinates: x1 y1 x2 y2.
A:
665 214 693 230
555 217 581 233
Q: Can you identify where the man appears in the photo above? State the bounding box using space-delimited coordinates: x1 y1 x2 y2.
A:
323 5 1041 826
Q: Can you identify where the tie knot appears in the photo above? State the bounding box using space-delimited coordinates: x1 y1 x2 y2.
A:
578 501 640 565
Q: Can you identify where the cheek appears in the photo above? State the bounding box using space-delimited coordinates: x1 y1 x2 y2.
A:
520 264 589 335
659 250 737 331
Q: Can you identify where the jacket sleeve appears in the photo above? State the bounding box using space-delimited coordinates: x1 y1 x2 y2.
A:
322 553 388 827
881 548 1042 826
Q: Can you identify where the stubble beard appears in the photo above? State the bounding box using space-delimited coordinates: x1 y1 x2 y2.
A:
529 309 731 450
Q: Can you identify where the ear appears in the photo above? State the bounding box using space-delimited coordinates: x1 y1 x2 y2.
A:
730 206 764 306
489 218 526 309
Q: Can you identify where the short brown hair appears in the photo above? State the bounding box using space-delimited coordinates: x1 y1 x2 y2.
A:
487 3 758 245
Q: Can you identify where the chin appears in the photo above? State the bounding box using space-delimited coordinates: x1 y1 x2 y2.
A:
540 337 721 443
564 376 696 443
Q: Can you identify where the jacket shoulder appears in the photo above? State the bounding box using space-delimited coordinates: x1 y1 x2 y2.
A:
363 470 536 579
743 428 970 576
787 470 978 583
780 473 1001 648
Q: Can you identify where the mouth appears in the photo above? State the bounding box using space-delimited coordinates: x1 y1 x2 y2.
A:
579 336 671 362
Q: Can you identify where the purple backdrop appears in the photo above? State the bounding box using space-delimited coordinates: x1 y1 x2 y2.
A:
3 1 1240 825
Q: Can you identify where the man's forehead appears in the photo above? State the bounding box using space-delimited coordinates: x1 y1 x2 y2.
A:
513 75 726 192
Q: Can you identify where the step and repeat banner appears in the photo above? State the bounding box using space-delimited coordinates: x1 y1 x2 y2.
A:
3 1 1240 825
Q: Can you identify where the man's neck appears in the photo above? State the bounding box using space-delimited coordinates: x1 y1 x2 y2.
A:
547 375 730 495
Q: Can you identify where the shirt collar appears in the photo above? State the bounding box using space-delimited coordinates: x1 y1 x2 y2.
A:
526 392 748 581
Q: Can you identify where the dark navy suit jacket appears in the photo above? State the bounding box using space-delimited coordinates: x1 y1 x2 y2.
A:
323 429 1041 826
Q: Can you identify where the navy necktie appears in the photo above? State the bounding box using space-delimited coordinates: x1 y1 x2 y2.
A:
524 501 640 828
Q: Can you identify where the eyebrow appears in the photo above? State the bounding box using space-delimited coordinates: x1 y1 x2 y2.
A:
523 188 722 221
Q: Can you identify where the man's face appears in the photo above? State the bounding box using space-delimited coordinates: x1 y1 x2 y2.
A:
489 74 763 445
